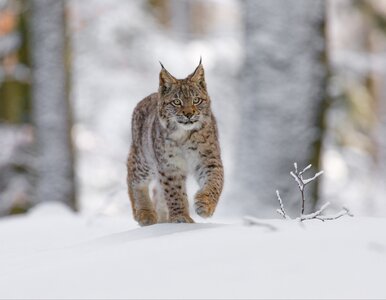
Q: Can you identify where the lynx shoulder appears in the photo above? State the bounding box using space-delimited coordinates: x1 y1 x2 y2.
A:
127 60 224 226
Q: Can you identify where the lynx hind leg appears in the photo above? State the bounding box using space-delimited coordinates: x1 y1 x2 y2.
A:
127 153 157 226
128 183 157 226
151 183 169 223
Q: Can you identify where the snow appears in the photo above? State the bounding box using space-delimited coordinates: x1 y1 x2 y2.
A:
1 203 385 299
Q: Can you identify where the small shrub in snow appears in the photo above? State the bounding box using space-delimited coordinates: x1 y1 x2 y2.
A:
276 163 353 222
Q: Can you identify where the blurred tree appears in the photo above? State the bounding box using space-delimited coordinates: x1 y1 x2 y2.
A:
326 0 386 214
0 0 30 123
29 0 76 210
0 0 34 217
170 0 190 38
147 0 210 39
355 0 386 211
234 0 328 216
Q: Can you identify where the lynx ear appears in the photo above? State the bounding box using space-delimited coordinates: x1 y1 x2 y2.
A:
159 62 177 95
189 58 206 90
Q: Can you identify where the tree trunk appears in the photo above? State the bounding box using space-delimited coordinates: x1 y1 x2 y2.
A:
29 0 76 210
170 0 191 39
0 0 30 123
234 0 327 217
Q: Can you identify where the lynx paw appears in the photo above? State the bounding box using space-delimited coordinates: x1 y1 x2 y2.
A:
136 209 158 226
169 214 195 224
194 193 216 218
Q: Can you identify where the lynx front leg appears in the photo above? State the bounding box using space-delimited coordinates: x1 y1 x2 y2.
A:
158 172 194 223
194 157 224 218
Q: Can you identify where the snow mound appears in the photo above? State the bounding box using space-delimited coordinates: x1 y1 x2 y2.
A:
0 213 385 299
28 202 75 218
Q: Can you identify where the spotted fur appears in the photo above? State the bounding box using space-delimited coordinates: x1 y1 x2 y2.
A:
127 61 224 226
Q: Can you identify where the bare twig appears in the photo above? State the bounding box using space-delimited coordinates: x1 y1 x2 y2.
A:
297 202 330 221
275 190 289 219
275 162 353 222
303 171 324 185
299 164 312 176
290 163 324 215
313 207 353 221
290 171 303 190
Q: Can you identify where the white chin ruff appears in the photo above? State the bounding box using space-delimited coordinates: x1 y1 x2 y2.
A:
178 122 200 131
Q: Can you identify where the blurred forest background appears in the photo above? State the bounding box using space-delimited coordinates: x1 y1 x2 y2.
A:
1 0 386 219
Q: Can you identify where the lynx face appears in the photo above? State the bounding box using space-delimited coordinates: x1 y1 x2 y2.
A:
158 62 211 130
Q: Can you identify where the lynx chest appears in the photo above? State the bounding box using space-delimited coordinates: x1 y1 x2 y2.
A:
162 136 200 175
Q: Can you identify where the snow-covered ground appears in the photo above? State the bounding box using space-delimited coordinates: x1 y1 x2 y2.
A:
1 203 385 299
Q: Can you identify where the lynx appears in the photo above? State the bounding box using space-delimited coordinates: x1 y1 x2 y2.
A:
127 60 224 226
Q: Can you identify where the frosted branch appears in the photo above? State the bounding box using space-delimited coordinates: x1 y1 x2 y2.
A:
290 163 324 215
290 171 303 190
297 202 330 221
276 190 289 219
275 162 353 222
299 164 312 176
303 171 324 185
314 207 353 222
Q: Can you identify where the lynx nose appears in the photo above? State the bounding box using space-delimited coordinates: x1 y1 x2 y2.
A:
184 112 194 119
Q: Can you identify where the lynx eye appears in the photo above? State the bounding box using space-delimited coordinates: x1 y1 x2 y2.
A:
171 99 182 106
193 98 202 105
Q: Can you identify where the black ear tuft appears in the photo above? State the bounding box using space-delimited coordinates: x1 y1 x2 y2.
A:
159 62 177 95
189 58 206 90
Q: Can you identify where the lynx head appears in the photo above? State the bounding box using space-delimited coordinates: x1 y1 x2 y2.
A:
158 59 211 131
